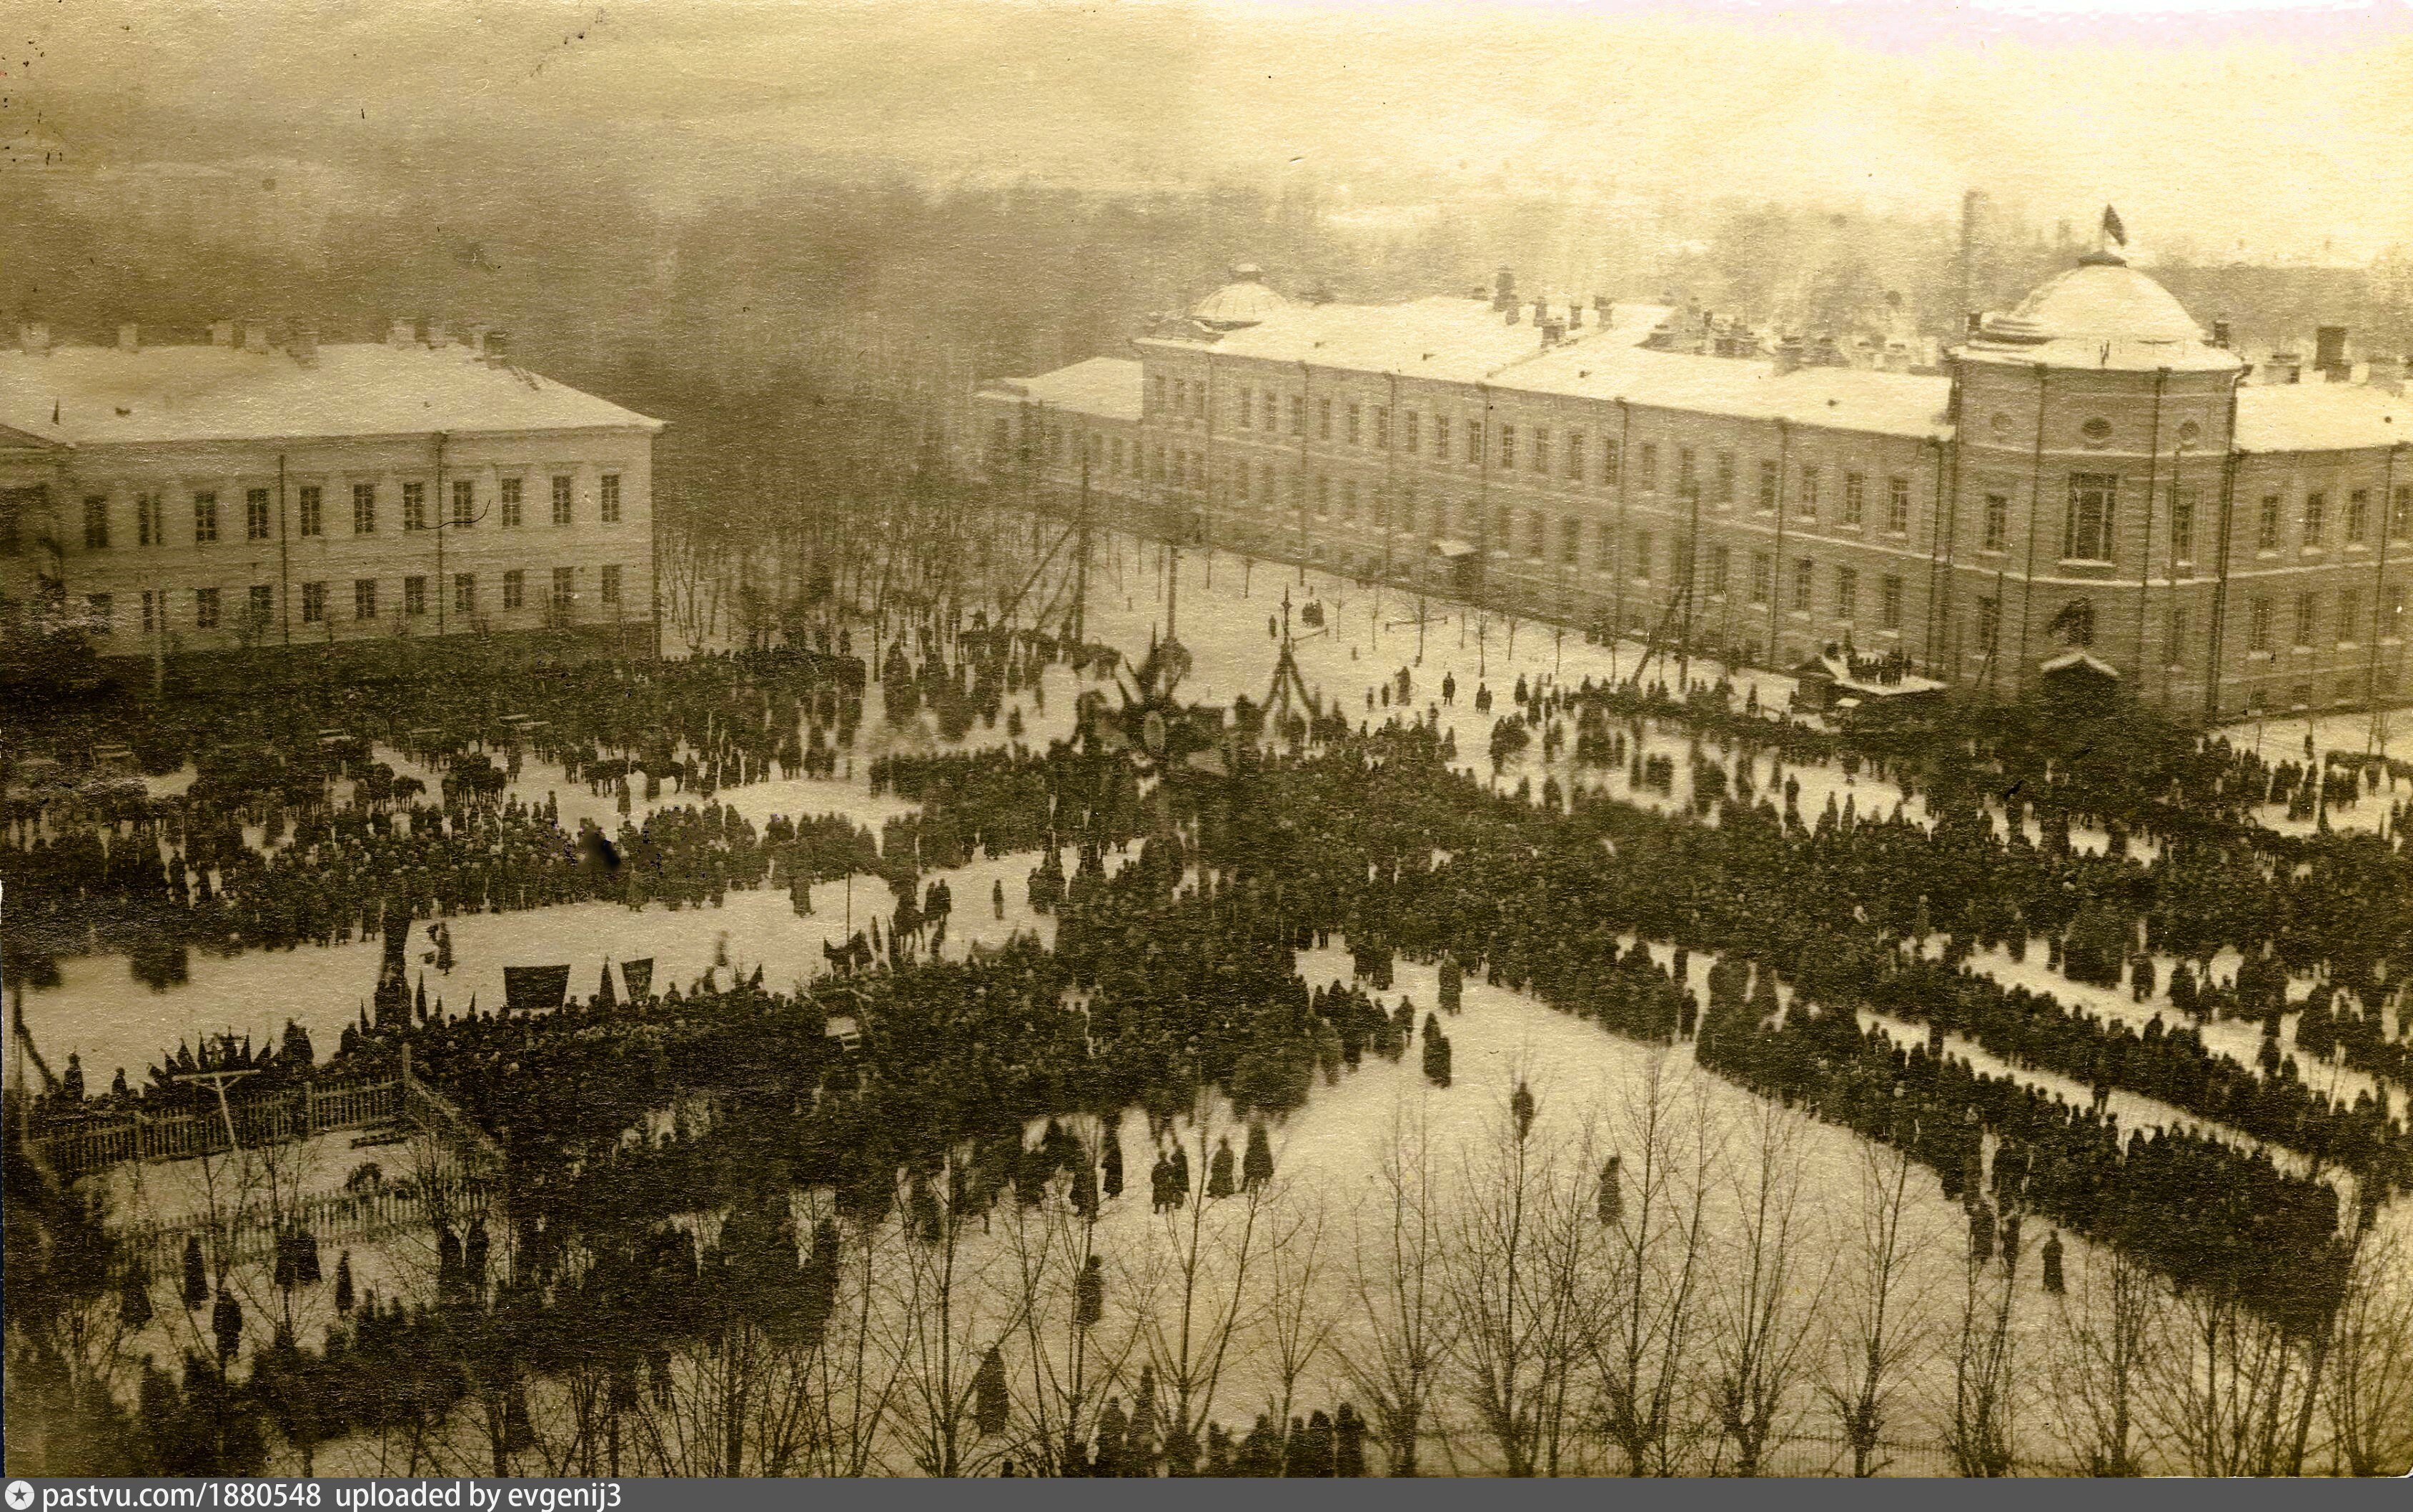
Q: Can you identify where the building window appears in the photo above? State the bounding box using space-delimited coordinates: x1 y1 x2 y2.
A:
83 494 109 549
601 564 622 605
1750 552 1772 606
551 475 573 526
352 483 377 534
1567 433 1585 481
502 570 525 610
1192 382 1206 419
1346 403 1362 445
2341 588 2362 645
1526 511 1546 560
404 575 427 616
1314 476 1329 517
1714 451 1735 505
1757 460 1779 512
1835 566 1858 621
245 488 271 542
301 582 326 624
1237 391 1252 429
248 584 272 625
452 479 476 527
86 593 112 632
138 493 164 547
2166 607 2189 667
1676 447 1697 498
1843 472 1866 525
1499 424 1517 469
1261 464 1276 509
1887 476 1911 534
1560 517 1582 566
501 478 523 527
2064 473 2116 562
1791 557 1814 612
1708 544 1730 597
454 573 476 615
1595 524 1616 575
2249 596 2274 652
1342 479 1358 523
2301 492 2327 547
1150 374 1166 414
194 587 220 629
1532 428 1550 474
552 566 575 614
1399 483 1418 536
1796 467 1819 520
1172 379 1187 416
1637 443 1658 492
1403 411 1420 453
1492 504 1511 549
1632 531 1653 582
2393 484 2412 539
194 492 219 544
2256 494 2281 551
1235 463 1251 504
1289 395 1306 435
298 486 323 538
355 578 378 621
2345 489 2368 545
1465 421 1483 466
1983 492 2008 552
1976 596 1999 654
402 482 427 532
600 474 621 523
1318 398 1332 441
138 590 157 635
2294 591 2318 648
1881 575 1903 631
1601 439 1621 487
2169 486 2194 563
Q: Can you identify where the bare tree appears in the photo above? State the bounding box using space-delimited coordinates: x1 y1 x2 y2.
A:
1945 1213 2020 1477
2046 1240 2163 1475
1820 1139 1935 1477
1592 1056 1715 1476
1445 1075 1611 1476
1257 1191 1334 1438
2146 1282 2315 1478
2323 1228 2413 1476
1708 1099 1824 1476
883 1155 1024 1476
1337 1098 1455 1476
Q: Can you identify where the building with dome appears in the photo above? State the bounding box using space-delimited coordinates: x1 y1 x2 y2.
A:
972 249 2409 724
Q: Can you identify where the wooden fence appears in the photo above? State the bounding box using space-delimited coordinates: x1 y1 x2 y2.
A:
116 1173 501 1270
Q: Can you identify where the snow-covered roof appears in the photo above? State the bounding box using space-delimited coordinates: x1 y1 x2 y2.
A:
2232 383 2409 454
1507 343 1951 440
0 341 662 446
980 356 1143 424
1144 297 1671 385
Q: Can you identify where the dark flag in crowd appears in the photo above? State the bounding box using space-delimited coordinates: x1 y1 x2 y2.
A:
620 958 654 1000
503 965 572 1015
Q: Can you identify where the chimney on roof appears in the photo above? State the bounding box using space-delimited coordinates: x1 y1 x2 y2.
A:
1883 342 1911 374
292 326 319 367
2211 319 2232 349
483 329 511 365
387 319 414 349
1532 297 1549 327
467 322 490 355
2268 351 2302 385
243 320 271 354
2365 352 2404 395
1566 302 1582 329
427 318 449 348
1965 312 1983 337
2315 325 2349 381
1492 267 1517 314
1773 337 1804 378
17 322 48 355
210 319 236 348
1540 317 1565 349
117 322 138 352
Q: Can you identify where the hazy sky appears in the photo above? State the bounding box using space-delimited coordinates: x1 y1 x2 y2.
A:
9 0 2411 258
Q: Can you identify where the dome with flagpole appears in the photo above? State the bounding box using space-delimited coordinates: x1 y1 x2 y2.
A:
1960 210 2239 374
